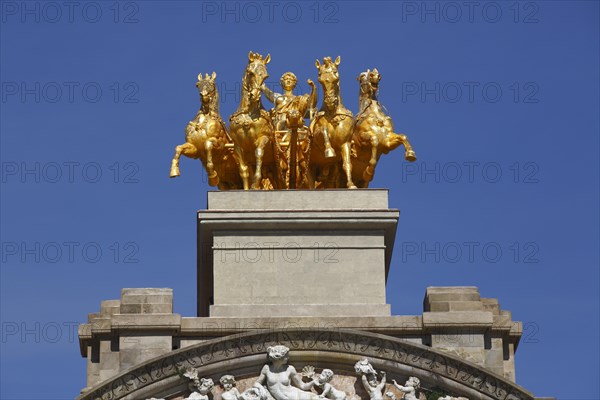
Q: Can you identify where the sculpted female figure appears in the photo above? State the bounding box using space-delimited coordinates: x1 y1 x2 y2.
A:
254 345 319 400
262 73 317 188
261 72 317 140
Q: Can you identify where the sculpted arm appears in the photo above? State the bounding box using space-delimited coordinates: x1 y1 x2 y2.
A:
376 372 386 391
261 83 277 104
320 383 332 398
391 380 409 393
308 79 317 111
360 375 371 392
254 365 268 387
290 367 314 391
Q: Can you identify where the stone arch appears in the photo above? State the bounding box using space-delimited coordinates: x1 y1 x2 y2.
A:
77 328 534 400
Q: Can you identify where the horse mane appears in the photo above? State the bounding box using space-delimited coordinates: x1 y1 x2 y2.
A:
357 73 383 117
237 63 264 114
211 86 220 115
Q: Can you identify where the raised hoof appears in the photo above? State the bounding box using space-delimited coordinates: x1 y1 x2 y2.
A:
405 150 417 162
170 167 180 178
208 175 219 187
325 147 336 159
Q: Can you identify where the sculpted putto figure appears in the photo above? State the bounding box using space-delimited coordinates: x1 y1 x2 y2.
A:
254 345 319 400
220 375 242 400
391 377 420 400
181 368 215 400
311 369 347 400
354 359 386 400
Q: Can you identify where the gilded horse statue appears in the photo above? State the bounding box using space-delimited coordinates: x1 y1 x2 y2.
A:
229 51 283 190
170 72 237 189
351 69 416 188
309 56 357 189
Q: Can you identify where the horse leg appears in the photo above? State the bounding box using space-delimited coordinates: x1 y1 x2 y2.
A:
204 139 219 186
253 136 270 190
363 135 379 185
341 142 357 189
170 142 197 178
235 147 250 190
322 126 336 158
387 133 417 161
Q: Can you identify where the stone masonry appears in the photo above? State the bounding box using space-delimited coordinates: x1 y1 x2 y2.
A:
79 286 521 391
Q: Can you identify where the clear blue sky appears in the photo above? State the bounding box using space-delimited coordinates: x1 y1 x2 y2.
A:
1 1 598 398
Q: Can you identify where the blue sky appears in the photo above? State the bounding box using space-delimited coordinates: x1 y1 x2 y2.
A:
1 1 598 398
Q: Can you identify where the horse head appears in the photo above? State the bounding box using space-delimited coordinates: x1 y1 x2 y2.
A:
315 56 341 111
358 69 381 99
196 72 218 113
244 51 270 106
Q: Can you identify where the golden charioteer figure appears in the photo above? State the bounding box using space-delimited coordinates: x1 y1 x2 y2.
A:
170 51 417 190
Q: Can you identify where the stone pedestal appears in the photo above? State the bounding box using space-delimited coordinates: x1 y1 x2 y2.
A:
197 189 399 317
77 189 550 399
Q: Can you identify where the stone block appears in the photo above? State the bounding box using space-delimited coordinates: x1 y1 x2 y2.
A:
112 313 181 330
424 287 482 311
119 304 143 314
428 301 484 312
206 189 390 210
199 190 398 318
119 333 173 371
100 300 121 316
121 288 172 303
423 311 493 328
210 303 391 317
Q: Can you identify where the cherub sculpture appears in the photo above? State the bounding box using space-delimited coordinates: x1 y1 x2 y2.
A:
182 368 215 400
311 368 347 400
220 375 242 400
354 358 386 400
391 377 420 400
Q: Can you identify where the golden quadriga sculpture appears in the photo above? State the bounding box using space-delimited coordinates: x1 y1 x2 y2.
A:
170 52 417 190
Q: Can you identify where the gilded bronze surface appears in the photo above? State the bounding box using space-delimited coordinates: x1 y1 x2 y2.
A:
170 52 417 190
